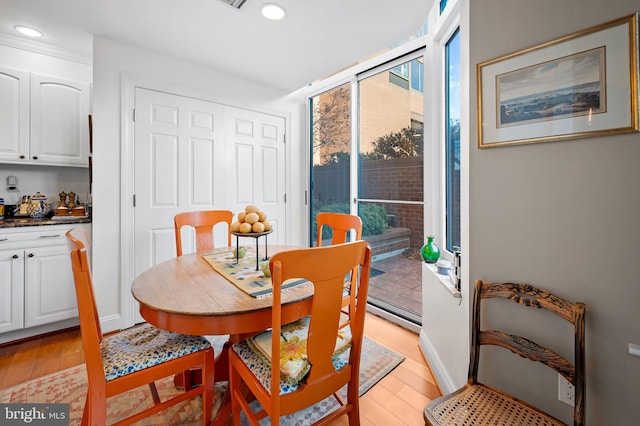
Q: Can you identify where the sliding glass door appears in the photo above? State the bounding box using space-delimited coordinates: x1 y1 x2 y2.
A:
356 52 425 324
309 51 425 325
309 83 352 244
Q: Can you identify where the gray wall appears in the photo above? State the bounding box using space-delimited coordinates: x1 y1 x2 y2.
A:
468 0 639 423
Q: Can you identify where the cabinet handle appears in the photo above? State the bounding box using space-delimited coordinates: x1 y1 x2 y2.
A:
12 254 19 259
39 234 61 238
0 238 7 242
19 155 25 159
32 156 38 160
28 253 34 257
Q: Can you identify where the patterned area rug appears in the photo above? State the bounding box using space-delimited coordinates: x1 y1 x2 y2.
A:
0 337 403 425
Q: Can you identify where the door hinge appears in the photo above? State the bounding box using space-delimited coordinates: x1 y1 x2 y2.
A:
284 193 287 203
133 194 136 207
133 109 136 122
283 133 286 144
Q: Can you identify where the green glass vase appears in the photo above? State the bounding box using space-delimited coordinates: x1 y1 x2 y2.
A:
421 235 440 263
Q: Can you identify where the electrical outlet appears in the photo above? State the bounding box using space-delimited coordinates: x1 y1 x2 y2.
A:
558 374 575 406
6 175 17 190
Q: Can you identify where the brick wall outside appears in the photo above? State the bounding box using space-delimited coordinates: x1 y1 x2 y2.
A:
313 157 425 251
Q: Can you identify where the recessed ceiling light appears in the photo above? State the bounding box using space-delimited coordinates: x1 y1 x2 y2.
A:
14 25 44 38
261 3 286 20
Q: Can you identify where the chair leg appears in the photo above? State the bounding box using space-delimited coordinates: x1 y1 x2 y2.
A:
149 382 161 404
347 382 360 425
202 354 215 426
230 361 242 426
81 395 89 426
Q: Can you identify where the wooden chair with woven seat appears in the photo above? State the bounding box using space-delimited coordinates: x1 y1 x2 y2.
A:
424 279 586 426
174 209 233 256
66 228 216 425
316 212 363 329
229 240 372 426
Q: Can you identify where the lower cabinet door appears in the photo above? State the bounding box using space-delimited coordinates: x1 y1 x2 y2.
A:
24 245 78 328
0 249 25 333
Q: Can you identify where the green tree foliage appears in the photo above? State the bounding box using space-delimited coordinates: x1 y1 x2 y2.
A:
313 202 388 239
365 127 423 160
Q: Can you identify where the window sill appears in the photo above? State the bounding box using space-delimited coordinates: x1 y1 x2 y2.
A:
423 262 461 298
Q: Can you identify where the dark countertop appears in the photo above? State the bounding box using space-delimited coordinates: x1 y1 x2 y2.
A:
0 216 92 228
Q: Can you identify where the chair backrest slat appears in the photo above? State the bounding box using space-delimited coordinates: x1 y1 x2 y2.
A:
174 210 233 256
269 240 371 392
316 212 363 247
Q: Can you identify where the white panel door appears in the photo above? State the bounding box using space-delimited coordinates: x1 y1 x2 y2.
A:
224 106 286 245
133 88 226 279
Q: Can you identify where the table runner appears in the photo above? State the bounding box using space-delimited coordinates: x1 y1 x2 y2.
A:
202 248 306 298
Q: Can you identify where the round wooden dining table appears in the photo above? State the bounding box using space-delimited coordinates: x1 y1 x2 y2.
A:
130 245 313 425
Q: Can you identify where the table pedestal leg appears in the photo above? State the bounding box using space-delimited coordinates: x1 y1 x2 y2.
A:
172 335 257 425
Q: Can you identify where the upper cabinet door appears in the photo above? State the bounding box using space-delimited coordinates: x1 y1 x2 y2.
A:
30 73 90 166
0 67 30 163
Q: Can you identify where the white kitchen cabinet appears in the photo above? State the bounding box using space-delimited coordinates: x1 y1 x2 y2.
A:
24 244 78 327
0 67 90 167
0 66 30 164
0 248 24 333
0 223 90 342
30 73 91 166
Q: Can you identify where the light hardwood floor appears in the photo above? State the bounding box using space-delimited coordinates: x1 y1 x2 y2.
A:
0 313 442 425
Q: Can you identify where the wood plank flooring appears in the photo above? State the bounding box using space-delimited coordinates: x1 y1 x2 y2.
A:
0 313 442 425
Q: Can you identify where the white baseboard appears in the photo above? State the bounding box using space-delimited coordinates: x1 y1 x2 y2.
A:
419 329 458 394
100 314 123 334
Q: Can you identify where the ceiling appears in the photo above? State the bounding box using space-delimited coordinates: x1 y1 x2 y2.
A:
0 0 431 92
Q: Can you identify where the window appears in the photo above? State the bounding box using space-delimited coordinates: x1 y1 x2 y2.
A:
411 60 424 93
389 60 424 93
440 0 448 14
445 28 461 251
308 83 352 244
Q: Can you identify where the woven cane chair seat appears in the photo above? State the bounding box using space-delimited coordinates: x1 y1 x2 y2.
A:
428 384 565 426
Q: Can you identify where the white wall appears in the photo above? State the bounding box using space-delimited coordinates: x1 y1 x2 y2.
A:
422 0 639 424
91 37 306 330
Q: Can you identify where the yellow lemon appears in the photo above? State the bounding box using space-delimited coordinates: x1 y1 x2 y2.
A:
262 220 272 231
239 222 252 233
245 204 260 214
258 210 268 222
231 221 241 232
252 222 265 233
245 212 259 224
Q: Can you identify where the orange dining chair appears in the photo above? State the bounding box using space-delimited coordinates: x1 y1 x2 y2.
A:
316 212 363 329
316 212 363 247
424 280 586 426
174 210 231 385
229 240 372 425
66 228 216 425
174 209 233 256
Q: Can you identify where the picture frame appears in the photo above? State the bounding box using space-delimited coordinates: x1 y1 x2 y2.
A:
478 14 639 148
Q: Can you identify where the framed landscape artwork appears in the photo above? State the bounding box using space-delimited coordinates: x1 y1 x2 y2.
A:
478 13 639 148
